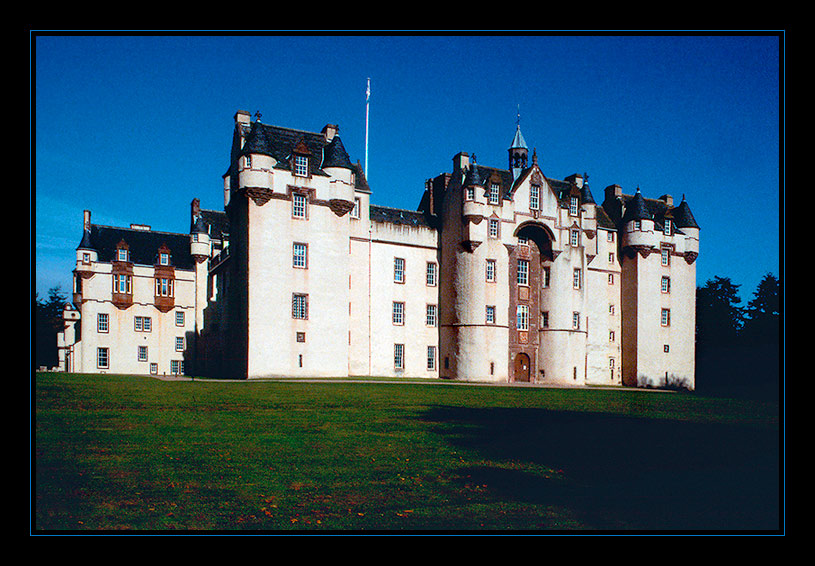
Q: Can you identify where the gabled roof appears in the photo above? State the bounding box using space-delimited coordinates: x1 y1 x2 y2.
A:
77 225 195 270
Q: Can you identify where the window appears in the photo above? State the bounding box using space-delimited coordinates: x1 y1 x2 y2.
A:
171 360 184 375
351 198 361 218
516 305 529 331
608 273 614 285
570 196 579 216
633 220 642 231
292 193 308 218
138 346 148 362
517 259 529 286
117 248 129 262
486 259 496 282
427 346 437 371
97 313 109 333
292 293 308 319
486 305 495 324
394 258 405 283
156 277 174 297
661 276 671 293
572 312 580 330
244 155 252 169
664 344 670 353
82 252 91 264
609 330 616 342
489 183 500 204
530 185 540 210
542 266 550 288
175 311 185 326
489 218 499 238
293 243 308 268
664 219 672 235
661 308 671 327
466 187 475 200
609 358 615 380
159 252 170 266
661 246 671 266
570 229 580 247
541 311 549 328
97 347 109 369
294 155 308 177
394 344 404 370
518 236 528 246
573 268 581 289
135 316 152 332
175 337 184 352
607 231 615 242
609 252 615 264
150 363 158 375
609 304 615 315
113 274 132 294
426 304 437 327
426 262 437 286
392 302 405 325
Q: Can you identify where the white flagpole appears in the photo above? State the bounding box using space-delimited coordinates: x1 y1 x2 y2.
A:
365 78 370 177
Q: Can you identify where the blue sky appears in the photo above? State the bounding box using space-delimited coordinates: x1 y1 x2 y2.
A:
33 33 783 302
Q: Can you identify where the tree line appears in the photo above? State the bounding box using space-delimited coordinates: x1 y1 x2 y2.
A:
696 273 781 399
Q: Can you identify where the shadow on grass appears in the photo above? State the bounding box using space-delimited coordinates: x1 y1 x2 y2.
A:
420 407 781 531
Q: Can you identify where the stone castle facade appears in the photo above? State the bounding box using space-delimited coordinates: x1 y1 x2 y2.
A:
58 110 700 388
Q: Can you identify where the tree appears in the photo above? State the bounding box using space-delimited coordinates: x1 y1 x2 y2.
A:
696 276 744 352
742 273 780 346
34 286 68 369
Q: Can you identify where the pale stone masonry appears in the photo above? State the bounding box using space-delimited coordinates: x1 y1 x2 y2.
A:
58 110 699 388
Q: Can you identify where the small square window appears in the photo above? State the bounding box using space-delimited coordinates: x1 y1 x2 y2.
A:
486 305 496 324
175 311 185 326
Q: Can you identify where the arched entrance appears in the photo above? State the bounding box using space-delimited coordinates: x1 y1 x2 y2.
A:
514 352 531 382
509 221 555 384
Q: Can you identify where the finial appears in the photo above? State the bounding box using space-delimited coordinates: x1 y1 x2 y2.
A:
254 110 262 122
516 104 521 128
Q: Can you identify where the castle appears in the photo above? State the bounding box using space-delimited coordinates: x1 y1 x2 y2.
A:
58 110 700 388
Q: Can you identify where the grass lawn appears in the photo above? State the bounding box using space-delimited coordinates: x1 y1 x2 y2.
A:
33 372 782 533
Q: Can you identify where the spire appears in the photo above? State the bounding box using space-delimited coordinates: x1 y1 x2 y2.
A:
508 108 528 180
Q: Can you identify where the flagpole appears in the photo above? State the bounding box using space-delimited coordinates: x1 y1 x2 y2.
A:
365 78 370 178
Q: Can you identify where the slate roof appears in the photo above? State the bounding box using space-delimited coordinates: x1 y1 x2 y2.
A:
199 209 229 240
230 122 368 193
370 205 432 228
78 225 195 270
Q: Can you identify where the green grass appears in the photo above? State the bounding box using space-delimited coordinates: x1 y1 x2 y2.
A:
33 372 781 532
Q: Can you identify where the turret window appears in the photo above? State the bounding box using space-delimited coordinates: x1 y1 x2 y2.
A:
489 183 500 204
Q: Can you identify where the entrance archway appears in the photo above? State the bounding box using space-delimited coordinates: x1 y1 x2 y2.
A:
514 352 531 382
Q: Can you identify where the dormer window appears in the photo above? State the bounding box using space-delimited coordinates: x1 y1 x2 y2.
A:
570 196 579 216
159 252 170 266
664 219 672 235
489 183 500 205
117 248 129 262
295 155 309 177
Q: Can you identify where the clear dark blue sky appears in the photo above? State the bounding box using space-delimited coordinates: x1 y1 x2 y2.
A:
33 33 783 301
